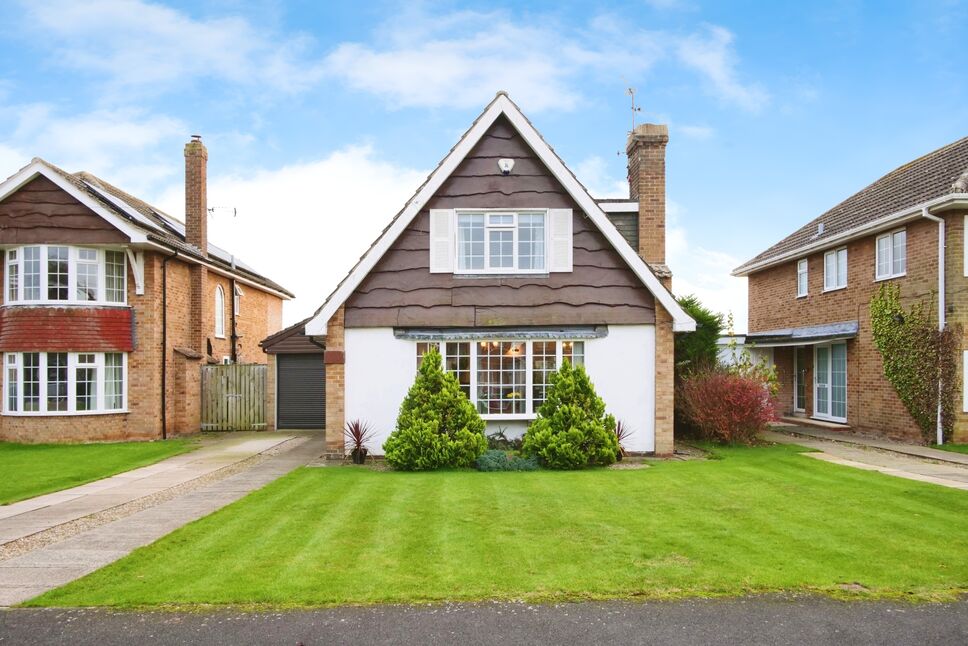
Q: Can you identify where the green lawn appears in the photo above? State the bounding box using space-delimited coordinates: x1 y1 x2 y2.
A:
933 443 968 455
0 439 195 505
29 444 968 608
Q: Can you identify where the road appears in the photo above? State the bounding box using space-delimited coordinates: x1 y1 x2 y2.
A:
2 597 966 645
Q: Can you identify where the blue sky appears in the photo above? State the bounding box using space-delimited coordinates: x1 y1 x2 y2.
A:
0 0 965 329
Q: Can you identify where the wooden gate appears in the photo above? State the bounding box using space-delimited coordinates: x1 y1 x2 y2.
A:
201 363 267 431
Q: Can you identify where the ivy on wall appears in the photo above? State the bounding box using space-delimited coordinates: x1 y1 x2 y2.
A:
869 283 959 442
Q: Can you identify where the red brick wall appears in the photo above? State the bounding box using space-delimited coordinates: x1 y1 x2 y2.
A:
747 215 961 442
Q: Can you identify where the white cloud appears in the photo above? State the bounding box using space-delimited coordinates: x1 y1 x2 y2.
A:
666 200 748 332
677 124 715 140
573 156 629 198
152 145 427 325
20 0 325 95
676 25 769 112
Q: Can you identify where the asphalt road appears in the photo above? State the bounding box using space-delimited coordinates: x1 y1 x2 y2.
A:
1 597 966 645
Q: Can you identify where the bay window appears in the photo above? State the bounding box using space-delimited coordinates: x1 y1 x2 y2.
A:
4 245 126 305
415 339 584 418
3 352 126 415
456 211 547 273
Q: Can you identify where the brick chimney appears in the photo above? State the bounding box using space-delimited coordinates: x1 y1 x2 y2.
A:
184 135 208 257
627 124 671 287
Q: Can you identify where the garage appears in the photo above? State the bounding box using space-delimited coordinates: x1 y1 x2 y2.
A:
261 320 326 430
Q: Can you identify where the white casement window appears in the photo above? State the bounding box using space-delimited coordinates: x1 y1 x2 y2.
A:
233 284 243 317
796 259 808 297
3 351 127 415
823 248 847 291
214 285 226 338
875 229 906 280
4 245 126 305
431 208 572 274
415 340 585 418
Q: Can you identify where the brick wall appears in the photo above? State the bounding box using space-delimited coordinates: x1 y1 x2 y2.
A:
747 214 964 442
324 305 345 451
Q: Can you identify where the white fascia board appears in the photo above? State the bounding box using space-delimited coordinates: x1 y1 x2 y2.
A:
733 193 968 277
598 202 638 213
0 161 148 243
305 95 696 335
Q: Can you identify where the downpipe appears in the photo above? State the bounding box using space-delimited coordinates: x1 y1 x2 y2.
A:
921 207 944 445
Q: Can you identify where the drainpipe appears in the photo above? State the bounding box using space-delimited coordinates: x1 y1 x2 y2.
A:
160 251 179 440
230 277 239 363
922 207 945 445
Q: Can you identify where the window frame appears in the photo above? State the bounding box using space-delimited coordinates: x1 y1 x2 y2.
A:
874 228 906 281
453 210 549 275
415 339 585 420
796 258 808 298
214 285 226 338
3 245 127 306
3 351 127 416
823 247 848 292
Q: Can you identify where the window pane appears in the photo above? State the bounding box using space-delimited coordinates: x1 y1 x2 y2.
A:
47 246 69 300
831 344 847 419
893 231 906 275
563 341 584 366
215 286 225 336
415 342 440 370
518 214 545 270
76 354 97 411
532 341 556 411
23 247 40 300
488 214 513 226
445 342 471 399
488 230 514 268
476 341 526 415
46 352 68 412
457 214 485 271
76 249 99 301
105 250 125 302
876 236 890 277
6 355 17 412
7 260 18 302
837 249 847 286
824 252 835 289
105 353 124 410
23 353 39 411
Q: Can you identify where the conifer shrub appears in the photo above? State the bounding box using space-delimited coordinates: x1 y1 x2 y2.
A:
475 449 539 472
383 347 487 470
521 361 618 469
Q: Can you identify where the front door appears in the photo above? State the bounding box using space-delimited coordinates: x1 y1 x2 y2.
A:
814 343 847 422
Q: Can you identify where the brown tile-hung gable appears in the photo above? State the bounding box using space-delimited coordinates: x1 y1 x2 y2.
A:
343 115 656 328
261 318 325 354
738 136 968 272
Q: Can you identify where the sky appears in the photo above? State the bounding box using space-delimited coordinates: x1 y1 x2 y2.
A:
0 0 965 331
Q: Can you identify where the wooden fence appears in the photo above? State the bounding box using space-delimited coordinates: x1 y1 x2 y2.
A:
201 363 267 431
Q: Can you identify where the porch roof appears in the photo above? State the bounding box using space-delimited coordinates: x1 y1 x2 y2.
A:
745 320 858 347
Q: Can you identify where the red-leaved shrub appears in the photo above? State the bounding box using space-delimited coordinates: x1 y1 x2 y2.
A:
677 370 778 444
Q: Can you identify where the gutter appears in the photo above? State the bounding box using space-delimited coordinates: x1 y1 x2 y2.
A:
733 193 968 277
921 207 945 446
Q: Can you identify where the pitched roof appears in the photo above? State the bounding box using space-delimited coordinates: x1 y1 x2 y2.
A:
734 136 968 276
304 92 695 336
0 158 293 298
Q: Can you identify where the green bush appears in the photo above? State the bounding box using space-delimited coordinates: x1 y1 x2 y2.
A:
521 360 618 469
475 449 539 472
383 347 487 470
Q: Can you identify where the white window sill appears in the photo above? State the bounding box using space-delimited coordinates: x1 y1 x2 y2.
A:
796 293 808 299
214 334 226 340
454 270 549 278
874 273 906 282
822 285 847 293
2 302 130 308
3 409 129 417
480 413 537 421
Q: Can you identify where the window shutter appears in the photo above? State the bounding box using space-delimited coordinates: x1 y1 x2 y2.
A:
429 209 455 273
548 208 573 272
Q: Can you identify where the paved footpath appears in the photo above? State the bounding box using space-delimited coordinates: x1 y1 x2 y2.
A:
765 427 968 490
1 598 966 645
0 432 325 606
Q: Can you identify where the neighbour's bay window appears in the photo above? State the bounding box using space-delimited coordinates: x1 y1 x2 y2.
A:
3 352 126 415
875 229 906 280
4 245 126 305
457 212 546 273
416 340 584 418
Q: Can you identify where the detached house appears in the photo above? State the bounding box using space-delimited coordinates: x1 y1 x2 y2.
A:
0 137 292 443
264 92 695 455
734 136 968 443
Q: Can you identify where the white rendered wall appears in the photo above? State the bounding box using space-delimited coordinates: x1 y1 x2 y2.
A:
345 324 656 455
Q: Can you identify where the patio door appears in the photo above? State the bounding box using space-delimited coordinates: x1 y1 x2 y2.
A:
814 343 847 422
793 347 807 412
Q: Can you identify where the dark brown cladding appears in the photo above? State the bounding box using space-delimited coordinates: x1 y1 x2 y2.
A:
344 116 655 328
261 319 325 354
0 176 129 244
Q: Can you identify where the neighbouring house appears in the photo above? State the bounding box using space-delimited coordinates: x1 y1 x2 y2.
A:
733 136 968 443
264 92 695 455
0 137 292 443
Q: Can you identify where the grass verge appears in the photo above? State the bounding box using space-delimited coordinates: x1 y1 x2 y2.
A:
932 443 968 455
28 443 968 608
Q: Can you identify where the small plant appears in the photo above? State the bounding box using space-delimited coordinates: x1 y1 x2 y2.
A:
486 427 523 451
344 419 376 464
475 449 539 472
521 360 618 469
383 347 487 470
676 369 778 444
614 420 632 460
